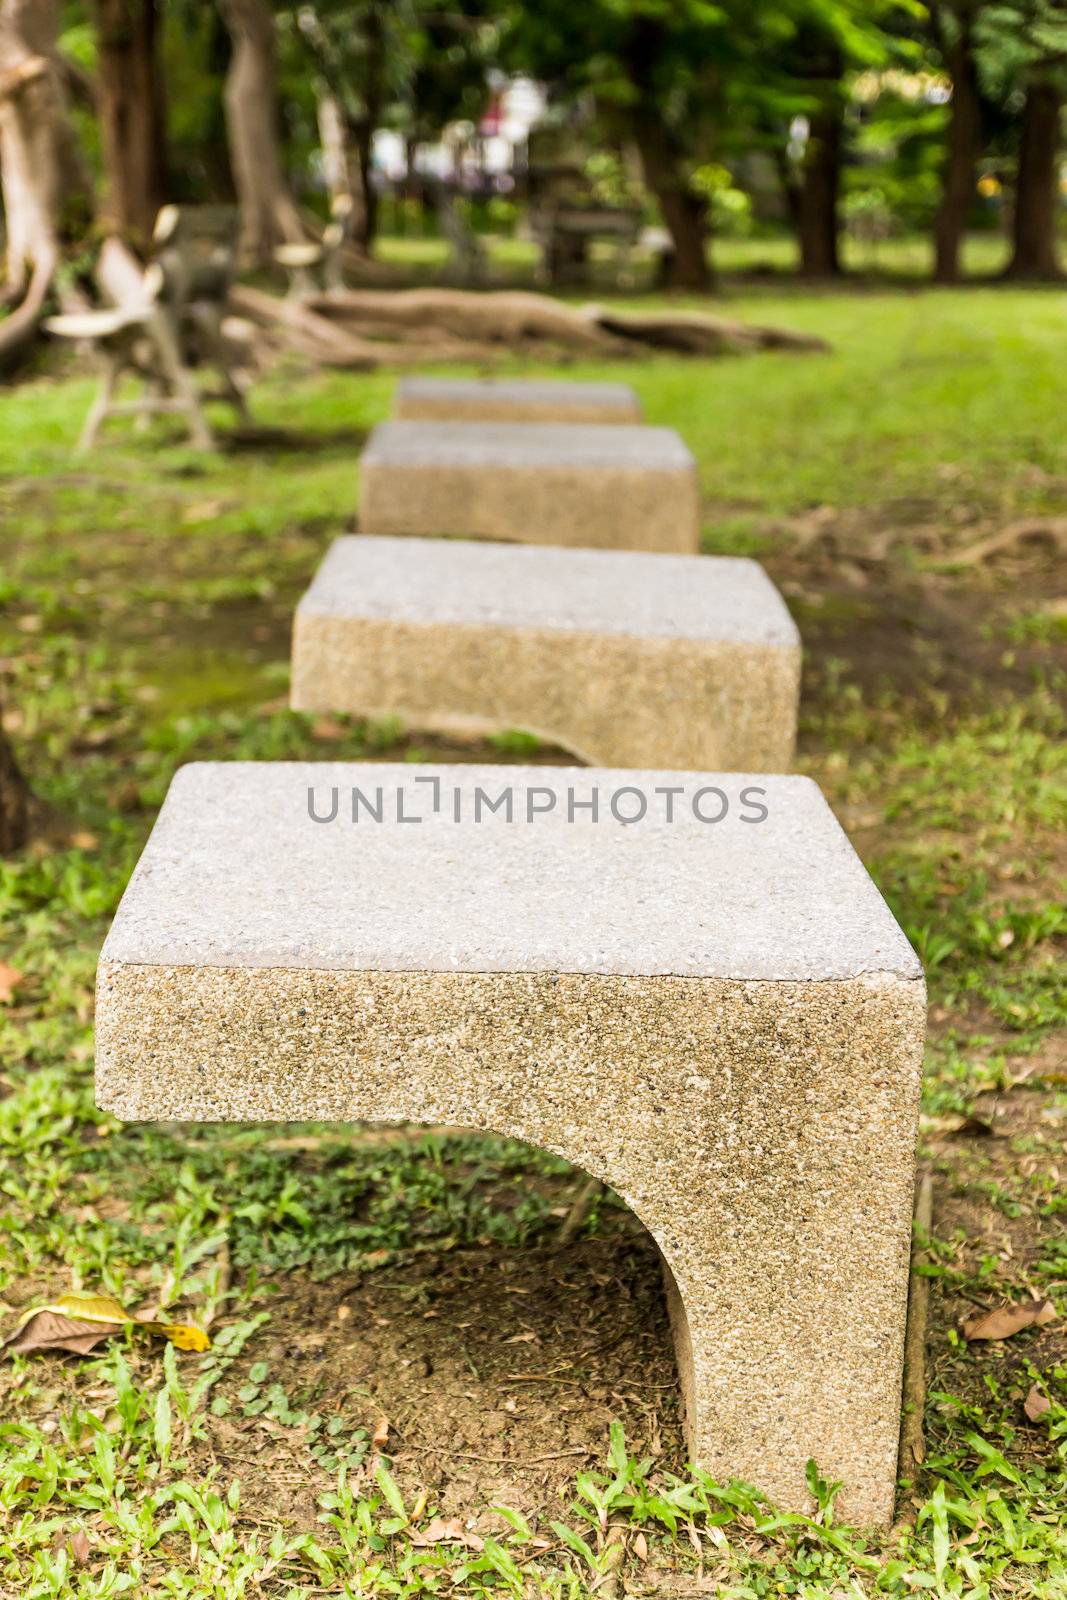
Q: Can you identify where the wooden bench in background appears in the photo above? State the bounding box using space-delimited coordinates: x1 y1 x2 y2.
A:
45 205 250 452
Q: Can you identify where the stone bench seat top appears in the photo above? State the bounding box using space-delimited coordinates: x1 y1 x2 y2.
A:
99 764 917 982
394 376 643 423
96 761 924 1526
358 420 699 553
291 536 799 770
363 418 692 473
297 534 796 643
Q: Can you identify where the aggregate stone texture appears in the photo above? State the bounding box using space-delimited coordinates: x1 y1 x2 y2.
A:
394 376 643 424
291 536 800 770
96 762 925 1525
358 421 700 553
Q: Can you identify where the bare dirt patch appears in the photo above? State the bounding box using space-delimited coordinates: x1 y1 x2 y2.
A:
201 1220 683 1533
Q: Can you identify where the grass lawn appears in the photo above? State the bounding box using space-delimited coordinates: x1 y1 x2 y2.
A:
375 228 1016 284
0 277 1064 1596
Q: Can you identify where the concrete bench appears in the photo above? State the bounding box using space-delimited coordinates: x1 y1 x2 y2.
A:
394 377 643 425
96 761 924 1525
291 536 800 770
359 421 700 553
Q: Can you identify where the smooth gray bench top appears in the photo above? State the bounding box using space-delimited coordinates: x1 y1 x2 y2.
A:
297 536 799 647
396 376 640 415
102 763 921 984
361 420 695 472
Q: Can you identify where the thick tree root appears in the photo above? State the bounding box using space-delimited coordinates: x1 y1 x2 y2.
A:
230 284 829 366
0 251 56 376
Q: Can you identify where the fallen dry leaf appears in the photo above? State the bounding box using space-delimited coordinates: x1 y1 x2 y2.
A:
3 1309 112 1357
311 716 348 741
2 1290 210 1358
409 1517 484 1551
962 1299 1057 1342
633 1530 649 1562
51 1527 91 1565
69 1529 91 1565
1024 1385 1051 1422
69 831 99 851
0 964 23 1004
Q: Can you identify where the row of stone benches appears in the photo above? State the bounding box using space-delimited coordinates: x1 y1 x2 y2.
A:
96 377 925 1528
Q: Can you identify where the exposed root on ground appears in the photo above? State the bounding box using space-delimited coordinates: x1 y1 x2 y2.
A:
228 284 830 367
931 517 1067 568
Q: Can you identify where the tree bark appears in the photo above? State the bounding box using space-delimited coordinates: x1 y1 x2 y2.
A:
629 107 710 291
797 96 843 277
0 0 89 297
348 4 383 254
349 111 378 254
0 723 29 854
619 14 711 293
932 5 982 283
1007 78 1063 280
218 0 306 266
91 0 167 243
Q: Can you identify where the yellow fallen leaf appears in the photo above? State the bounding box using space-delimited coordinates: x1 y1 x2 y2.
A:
153 1321 211 1352
2 1290 210 1356
33 1291 128 1327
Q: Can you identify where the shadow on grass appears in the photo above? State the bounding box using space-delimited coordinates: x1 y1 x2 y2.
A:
222 422 371 456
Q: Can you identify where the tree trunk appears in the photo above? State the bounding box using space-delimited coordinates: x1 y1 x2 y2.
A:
348 5 383 254
0 723 29 854
772 140 803 237
0 0 89 295
1007 79 1063 281
0 0 91 366
630 108 710 292
797 97 843 277
91 0 167 243
218 0 305 266
349 113 378 253
933 10 982 284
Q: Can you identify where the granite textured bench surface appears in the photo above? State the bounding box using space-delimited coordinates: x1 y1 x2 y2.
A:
359 420 699 552
97 761 924 1524
291 536 800 769
394 376 642 424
